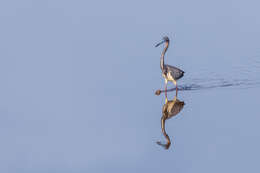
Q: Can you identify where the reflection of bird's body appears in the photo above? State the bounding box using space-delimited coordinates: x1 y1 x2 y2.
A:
162 97 185 119
157 96 185 149
156 36 184 96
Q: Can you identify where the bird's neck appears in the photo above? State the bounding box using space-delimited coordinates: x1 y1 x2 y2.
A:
160 41 169 70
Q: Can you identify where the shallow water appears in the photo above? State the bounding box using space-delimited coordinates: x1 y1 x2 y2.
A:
2 0 260 172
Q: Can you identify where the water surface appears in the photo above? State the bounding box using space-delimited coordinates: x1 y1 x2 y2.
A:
1 0 260 172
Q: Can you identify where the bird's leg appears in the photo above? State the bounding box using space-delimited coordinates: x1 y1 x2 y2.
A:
173 80 178 96
165 97 168 104
165 79 168 98
176 82 178 97
173 95 177 101
165 85 167 98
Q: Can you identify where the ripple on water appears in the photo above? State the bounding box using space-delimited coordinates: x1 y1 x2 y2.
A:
156 56 260 94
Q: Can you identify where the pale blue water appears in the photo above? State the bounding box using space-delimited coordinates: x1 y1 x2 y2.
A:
1 0 260 172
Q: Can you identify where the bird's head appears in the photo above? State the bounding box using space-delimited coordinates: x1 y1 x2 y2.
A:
163 36 169 42
155 36 170 47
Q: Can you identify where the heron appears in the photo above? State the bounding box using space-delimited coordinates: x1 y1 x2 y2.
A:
155 36 184 97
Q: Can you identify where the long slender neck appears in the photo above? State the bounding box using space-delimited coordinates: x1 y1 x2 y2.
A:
160 41 169 70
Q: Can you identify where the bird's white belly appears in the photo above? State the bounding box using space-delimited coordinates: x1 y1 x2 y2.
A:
163 73 174 81
168 73 174 81
162 73 174 83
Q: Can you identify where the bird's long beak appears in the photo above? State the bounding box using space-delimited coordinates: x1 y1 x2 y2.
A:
155 40 165 47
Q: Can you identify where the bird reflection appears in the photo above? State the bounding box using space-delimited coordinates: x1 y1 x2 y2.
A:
156 93 185 149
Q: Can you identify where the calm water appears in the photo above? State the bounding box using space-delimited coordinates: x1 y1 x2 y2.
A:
1 0 260 172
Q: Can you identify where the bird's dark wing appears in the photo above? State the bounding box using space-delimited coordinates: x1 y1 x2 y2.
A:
166 64 185 80
166 64 184 73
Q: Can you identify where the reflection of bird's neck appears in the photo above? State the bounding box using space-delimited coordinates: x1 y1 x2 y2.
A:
160 41 169 71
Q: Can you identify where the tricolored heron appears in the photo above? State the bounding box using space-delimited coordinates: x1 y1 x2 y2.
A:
155 36 184 96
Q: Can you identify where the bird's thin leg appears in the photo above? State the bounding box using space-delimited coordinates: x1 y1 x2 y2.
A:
165 97 168 104
173 80 177 96
165 80 168 98
176 82 178 97
165 85 167 98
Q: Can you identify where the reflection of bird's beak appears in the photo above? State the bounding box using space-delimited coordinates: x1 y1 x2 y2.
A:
155 40 165 47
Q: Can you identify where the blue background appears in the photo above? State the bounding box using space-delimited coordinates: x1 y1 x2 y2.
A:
1 0 260 172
